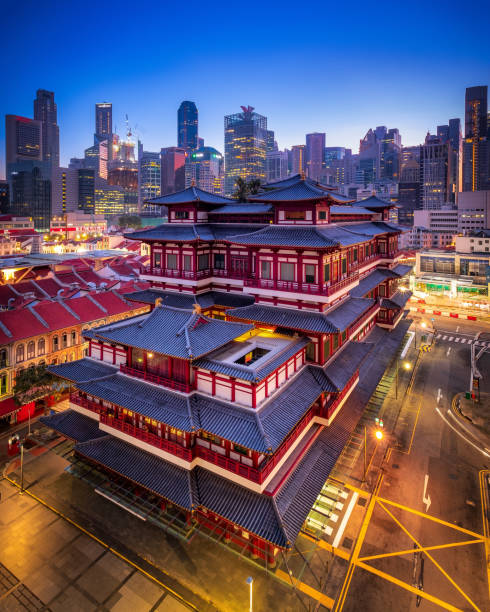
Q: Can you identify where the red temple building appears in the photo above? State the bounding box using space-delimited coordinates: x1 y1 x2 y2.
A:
43 175 411 565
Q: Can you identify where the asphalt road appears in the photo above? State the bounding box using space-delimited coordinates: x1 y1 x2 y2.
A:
342 316 490 612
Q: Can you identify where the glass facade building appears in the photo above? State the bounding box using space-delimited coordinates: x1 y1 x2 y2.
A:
138 150 161 214
185 146 223 195
224 106 267 196
178 101 198 150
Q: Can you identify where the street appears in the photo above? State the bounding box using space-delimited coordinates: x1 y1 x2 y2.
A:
339 315 490 611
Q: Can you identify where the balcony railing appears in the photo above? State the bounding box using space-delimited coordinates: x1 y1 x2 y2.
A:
349 301 379 335
70 392 101 414
100 414 193 461
244 273 359 296
195 446 261 482
120 364 191 393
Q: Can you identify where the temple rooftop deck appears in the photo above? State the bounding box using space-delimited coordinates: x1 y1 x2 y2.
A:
229 303 338 334
83 305 254 359
40 410 107 442
323 297 375 332
248 179 353 203
124 289 255 310
146 186 234 206
381 290 412 310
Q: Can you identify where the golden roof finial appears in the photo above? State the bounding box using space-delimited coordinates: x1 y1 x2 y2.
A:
193 303 202 314
155 297 163 308
190 179 196 187
300 171 306 180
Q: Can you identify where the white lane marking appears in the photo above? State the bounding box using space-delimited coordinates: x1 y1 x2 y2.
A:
454 337 460 343
456 326 460 332
437 388 442 403
435 407 490 458
448 336 454 341
446 347 451 356
436 334 441 339
332 492 358 548
95 489 147 520
400 331 414 358
442 335 447 340
422 474 431 513
460 338 467 344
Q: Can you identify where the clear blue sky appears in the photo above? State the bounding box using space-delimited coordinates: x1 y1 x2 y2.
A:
1 0 489 177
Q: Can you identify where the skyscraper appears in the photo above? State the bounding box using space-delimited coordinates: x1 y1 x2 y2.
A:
95 103 112 142
266 149 288 183
306 133 325 181
6 115 42 163
420 133 453 209
437 119 462 198
185 146 224 194
266 129 276 152
177 101 198 150
398 159 420 225
462 86 489 191
33 89 59 167
224 106 267 196
290 145 306 175
160 147 187 195
138 144 161 213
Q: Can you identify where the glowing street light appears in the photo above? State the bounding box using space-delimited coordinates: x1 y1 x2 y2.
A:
375 430 383 440
246 577 253 612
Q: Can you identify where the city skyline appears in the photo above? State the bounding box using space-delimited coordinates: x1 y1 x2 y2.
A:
1 0 489 177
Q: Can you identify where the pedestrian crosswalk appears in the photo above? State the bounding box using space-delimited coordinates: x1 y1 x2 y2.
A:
435 333 490 347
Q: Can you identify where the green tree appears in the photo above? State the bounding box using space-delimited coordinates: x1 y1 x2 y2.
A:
247 179 262 195
13 364 56 406
118 215 142 229
232 178 262 201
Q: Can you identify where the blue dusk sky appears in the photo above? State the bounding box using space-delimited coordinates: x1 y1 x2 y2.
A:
1 0 489 176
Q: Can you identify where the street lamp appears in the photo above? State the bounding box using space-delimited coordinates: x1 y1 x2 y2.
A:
395 360 412 399
246 577 253 612
364 426 384 480
375 430 383 440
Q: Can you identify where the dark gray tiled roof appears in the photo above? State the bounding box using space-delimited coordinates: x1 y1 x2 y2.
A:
87 306 253 359
323 342 373 390
40 410 106 442
357 195 395 209
125 289 254 310
127 224 266 243
343 221 403 237
249 179 352 203
76 373 194 432
209 204 273 214
229 304 337 333
391 263 413 277
330 205 374 215
75 436 196 510
349 269 393 298
324 297 375 332
381 290 412 310
225 225 367 248
147 186 233 205
48 358 118 383
194 337 310 382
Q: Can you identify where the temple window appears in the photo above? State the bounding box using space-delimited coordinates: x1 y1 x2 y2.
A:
71 331 76 345
167 253 177 270
175 211 189 219
198 254 209 270
38 338 45 355
27 341 35 360
353 249 358 262
318 211 327 220
202 431 221 445
0 374 7 396
323 337 330 358
183 254 192 271
154 252 162 268
260 260 271 279
214 253 225 270
280 263 295 281
285 210 305 220
233 444 248 456
62 333 68 349
341 258 347 274
324 263 330 282
379 284 386 297
305 342 315 362
304 264 315 284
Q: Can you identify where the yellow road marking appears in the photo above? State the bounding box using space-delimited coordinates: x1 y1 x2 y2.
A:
479 469 490 601
342 482 370 498
378 500 482 612
300 532 351 560
358 538 484 562
355 560 462 612
275 569 334 608
3 476 200 611
376 496 484 539
334 474 384 612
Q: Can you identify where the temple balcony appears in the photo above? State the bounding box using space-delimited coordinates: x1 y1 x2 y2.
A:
119 364 192 394
140 266 211 280
244 272 359 297
70 392 102 415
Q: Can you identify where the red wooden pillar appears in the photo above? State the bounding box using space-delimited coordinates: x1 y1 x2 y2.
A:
230 378 236 403
250 536 261 559
211 371 216 395
272 249 278 283
127 346 132 367
168 357 173 380
143 351 147 374
297 249 303 285
267 543 276 567
319 334 325 364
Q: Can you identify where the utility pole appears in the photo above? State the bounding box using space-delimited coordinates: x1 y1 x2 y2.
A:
20 442 24 494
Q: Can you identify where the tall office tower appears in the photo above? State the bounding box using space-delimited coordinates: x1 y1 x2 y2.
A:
78 169 95 213
224 106 267 196
324 147 345 165
185 146 224 194
95 103 112 142
33 89 60 167
5 115 43 163
401 145 421 165
160 147 187 195
177 101 198 150
359 128 381 184
266 129 277 152
438 119 462 197
305 133 325 181
266 149 288 183
381 128 401 180
5 114 53 229
0 181 9 214
420 133 453 209
398 159 420 225
290 145 306 175
463 86 489 191
51 167 78 215
138 148 162 213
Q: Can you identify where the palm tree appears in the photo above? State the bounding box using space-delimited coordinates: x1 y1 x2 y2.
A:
247 179 262 195
233 177 248 201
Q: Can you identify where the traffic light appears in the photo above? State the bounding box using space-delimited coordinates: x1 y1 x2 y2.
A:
375 417 384 428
